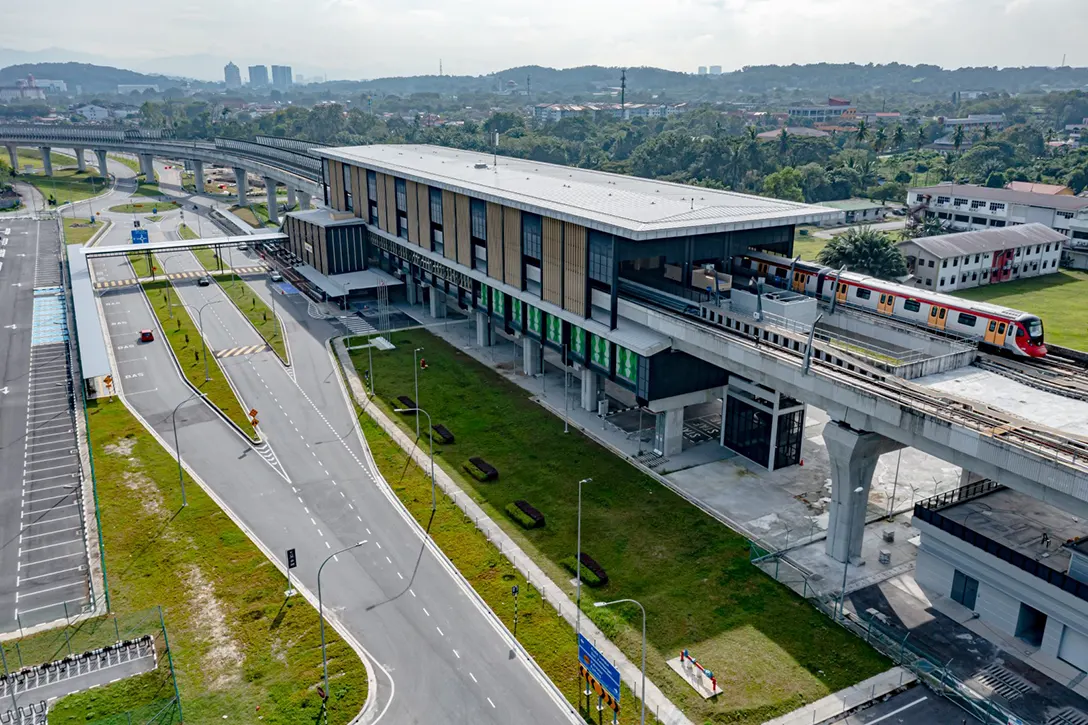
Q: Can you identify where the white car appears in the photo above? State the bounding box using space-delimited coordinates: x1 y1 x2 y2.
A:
269 271 283 282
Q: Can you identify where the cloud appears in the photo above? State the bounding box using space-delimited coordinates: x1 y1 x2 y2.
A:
6 0 1088 80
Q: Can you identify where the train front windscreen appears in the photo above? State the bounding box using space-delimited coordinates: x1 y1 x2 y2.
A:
1027 318 1044 344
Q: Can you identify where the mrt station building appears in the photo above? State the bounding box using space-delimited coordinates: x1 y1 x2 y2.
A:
286 144 836 464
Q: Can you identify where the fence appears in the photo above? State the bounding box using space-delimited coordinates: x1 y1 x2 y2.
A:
0 608 182 725
748 541 1024 725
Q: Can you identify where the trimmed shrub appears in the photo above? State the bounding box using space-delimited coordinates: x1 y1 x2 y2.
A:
560 553 608 587
396 395 417 410
432 424 455 444
462 456 498 482
505 500 545 529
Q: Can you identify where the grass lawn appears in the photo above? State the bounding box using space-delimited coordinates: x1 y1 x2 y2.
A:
62 217 107 245
6 148 76 173
47 397 368 723
230 205 264 229
178 223 198 240
110 200 180 214
217 274 287 363
25 169 107 205
108 153 141 175
352 401 646 721
954 270 1088 351
127 251 162 279
352 330 889 724
792 226 828 261
141 280 257 438
146 214 164 222
134 181 164 198
192 246 224 272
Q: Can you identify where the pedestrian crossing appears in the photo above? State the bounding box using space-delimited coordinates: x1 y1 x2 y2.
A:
94 278 139 289
215 344 270 358
93 266 269 289
342 314 378 335
30 289 69 346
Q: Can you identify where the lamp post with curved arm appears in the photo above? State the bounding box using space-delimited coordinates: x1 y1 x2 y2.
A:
175 300 221 382
319 540 367 700
394 406 435 512
594 598 646 725
171 391 207 507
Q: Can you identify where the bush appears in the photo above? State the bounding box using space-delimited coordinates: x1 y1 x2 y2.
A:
462 456 498 482
505 500 545 529
432 424 455 444
396 395 417 410
560 552 608 587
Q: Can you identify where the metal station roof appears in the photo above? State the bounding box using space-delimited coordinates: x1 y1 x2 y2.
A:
66 244 112 380
294 264 402 298
315 144 838 240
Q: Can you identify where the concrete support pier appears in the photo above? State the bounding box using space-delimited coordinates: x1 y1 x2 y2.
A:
475 311 491 347
95 149 109 178
191 159 204 193
824 423 903 562
297 191 311 210
286 187 297 209
6 144 18 172
656 408 684 457
264 177 279 224
580 368 601 412
139 154 155 179
233 167 248 205
429 290 446 319
73 148 87 172
523 338 541 376
40 147 53 177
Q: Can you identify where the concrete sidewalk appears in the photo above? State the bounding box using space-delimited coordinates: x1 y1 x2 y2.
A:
761 667 915 725
334 338 695 725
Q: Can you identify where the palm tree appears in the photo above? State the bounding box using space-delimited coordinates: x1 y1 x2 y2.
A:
952 125 966 152
981 124 992 141
873 126 887 154
778 127 791 161
900 215 948 240
855 120 869 146
892 125 905 151
915 127 926 151
816 226 908 280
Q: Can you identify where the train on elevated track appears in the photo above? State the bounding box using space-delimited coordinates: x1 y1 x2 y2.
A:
734 251 1047 358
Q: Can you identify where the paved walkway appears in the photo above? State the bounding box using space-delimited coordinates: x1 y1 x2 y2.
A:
333 338 695 725
761 667 915 725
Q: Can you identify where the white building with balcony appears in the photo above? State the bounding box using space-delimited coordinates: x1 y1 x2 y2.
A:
908 184 1088 242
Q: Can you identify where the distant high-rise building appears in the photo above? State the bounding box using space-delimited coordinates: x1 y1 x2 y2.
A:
294 73 306 84
697 66 708 75
271 65 293 90
248 65 269 87
224 62 241 89
709 65 722 75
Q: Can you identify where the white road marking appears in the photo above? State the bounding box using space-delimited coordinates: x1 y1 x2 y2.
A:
453 649 459 659
487 697 495 708
436 626 444 636
470 672 477 683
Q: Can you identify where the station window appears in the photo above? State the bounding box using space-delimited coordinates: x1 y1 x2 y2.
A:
904 299 921 312
366 170 378 225
588 230 614 289
342 164 353 212
470 199 487 240
855 288 871 300
957 312 977 327
522 212 542 261
429 186 443 226
394 178 408 238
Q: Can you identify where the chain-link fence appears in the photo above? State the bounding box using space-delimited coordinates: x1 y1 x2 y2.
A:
1 607 181 725
749 541 1022 725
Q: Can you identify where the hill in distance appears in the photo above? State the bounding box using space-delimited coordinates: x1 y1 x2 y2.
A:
0 62 184 94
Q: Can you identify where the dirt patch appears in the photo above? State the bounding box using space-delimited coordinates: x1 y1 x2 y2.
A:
120 471 170 521
183 565 243 689
103 437 136 457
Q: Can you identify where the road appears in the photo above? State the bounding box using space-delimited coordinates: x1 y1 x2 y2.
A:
812 218 908 239
82 164 579 723
831 686 981 724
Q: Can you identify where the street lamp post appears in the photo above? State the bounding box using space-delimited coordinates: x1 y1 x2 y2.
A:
194 301 220 382
575 477 593 641
838 485 866 620
412 347 423 438
170 392 208 507
594 599 647 725
394 407 435 512
319 540 368 701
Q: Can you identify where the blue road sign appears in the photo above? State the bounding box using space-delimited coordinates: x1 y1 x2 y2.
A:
578 633 620 704
131 229 149 245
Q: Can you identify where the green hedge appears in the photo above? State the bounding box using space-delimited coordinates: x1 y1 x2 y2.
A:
560 556 604 587
505 501 543 529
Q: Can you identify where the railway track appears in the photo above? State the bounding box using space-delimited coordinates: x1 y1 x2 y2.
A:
976 352 1088 403
628 292 1088 472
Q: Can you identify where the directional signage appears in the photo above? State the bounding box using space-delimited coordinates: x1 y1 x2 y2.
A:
286 548 297 569
579 633 621 707
131 229 149 245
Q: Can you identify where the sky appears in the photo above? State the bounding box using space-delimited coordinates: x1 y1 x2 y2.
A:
5 0 1088 80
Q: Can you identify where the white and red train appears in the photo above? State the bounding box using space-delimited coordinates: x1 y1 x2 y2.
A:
734 251 1047 357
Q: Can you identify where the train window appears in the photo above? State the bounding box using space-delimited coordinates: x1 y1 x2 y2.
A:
855 288 871 300
1016 327 1024 338
904 299 921 312
939 308 947 319
998 323 1006 335
879 294 887 304
887 295 895 305
957 312 976 327
988 321 997 332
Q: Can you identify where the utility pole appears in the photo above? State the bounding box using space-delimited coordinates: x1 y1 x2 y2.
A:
620 68 627 116
526 74 532 104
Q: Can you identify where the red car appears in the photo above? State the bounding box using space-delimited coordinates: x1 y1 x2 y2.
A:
139 329 155 343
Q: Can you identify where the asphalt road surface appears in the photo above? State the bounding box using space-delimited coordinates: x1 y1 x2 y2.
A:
0 217 91 632
832 686 982 724
84 179 579 722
